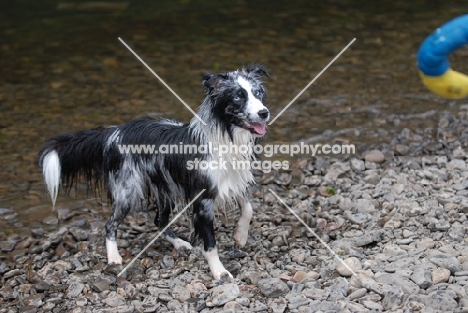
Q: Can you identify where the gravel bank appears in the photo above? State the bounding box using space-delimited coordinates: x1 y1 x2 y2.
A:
2 110 468 312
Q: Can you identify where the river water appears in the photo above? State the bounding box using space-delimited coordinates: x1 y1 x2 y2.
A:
0 0 467 235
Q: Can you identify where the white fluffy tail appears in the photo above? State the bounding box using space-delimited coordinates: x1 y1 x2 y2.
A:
42 150 61 207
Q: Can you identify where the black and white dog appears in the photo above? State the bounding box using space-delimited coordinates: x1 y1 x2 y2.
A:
39 63 270 279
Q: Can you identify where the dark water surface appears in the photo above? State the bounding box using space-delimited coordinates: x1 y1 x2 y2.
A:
1 0 467 233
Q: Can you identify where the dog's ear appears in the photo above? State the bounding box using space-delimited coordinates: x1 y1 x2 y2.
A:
245 63 270 78
202 73 228 94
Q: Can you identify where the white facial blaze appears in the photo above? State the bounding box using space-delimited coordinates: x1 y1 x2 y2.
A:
237 77 266 118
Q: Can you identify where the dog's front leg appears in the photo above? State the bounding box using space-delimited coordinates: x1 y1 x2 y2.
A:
234 194 253 248
194 198 232 280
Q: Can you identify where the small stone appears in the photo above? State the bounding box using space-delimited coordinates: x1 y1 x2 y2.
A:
267 297 288 313
19 305 38 313
350 158 365 171
394 144 409 156
363 300 383 311
69 227 88 241
425 290 457 311
223 300 243 310
291 248 309 263
23 294 43 307
67 282 85 298
355 199 376 214
0 241 16 252
102 292 126 307
348 288 367 300
411 266 433 289
4 269 23 279
35 280 51 292
257 278 290 297
430 254 461 273
91 279 110 293
336 257 362 277
171 285 191 303
31 228 44 238
365 150 385 163
432 267 451 284
42 215 58 225
292 271 319 283
210 283 240 306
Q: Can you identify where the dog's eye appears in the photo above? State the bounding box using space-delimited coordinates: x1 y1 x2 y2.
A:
254 90 262 98
233 96 241 102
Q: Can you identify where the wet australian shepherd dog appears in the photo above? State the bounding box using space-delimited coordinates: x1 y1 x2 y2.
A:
39 64 270 279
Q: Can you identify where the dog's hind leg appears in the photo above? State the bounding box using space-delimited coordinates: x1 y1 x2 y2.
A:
194 198 232 280
105 203 132 264
105 164 145 264
156 200 193 251
234 193 253 248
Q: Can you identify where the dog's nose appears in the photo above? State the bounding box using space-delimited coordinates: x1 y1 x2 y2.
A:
258 108 270 120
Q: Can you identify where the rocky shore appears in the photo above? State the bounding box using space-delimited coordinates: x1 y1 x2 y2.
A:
2 110 468 312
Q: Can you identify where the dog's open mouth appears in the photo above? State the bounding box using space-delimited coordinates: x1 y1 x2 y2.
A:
243 121 267 136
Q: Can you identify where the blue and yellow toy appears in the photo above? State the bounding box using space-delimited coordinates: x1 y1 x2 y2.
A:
417 14 468 99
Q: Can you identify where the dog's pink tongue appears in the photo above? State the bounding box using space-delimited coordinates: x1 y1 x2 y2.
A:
252 123 266 135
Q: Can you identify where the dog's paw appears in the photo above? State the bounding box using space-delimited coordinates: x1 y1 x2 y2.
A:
107 254 123 265
106 238 123 265
172 238 193 251
233 227 248 248
213 270 234 281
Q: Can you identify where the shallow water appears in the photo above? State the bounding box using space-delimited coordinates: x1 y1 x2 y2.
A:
1 0 467 235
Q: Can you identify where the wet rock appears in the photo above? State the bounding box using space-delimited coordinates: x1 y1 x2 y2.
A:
0 240 16 252
0 262 10 274
42 215 58 225
257 278 290 297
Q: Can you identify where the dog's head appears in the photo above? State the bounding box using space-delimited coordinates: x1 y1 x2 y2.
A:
202 63 270 138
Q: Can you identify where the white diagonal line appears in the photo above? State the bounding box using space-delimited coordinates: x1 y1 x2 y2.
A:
268 38 356 125
269 189 357 276
118 37 207 125
117 189 206 277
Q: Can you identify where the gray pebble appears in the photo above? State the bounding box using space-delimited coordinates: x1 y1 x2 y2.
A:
257 278 290 297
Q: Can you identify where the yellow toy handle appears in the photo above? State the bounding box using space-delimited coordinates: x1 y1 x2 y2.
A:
419 69 468 99
417 15 468 99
